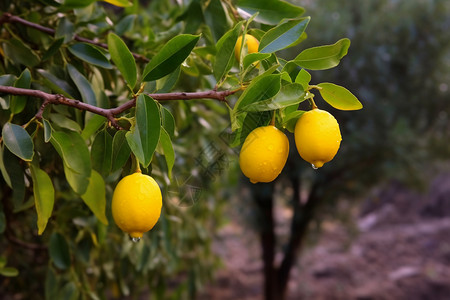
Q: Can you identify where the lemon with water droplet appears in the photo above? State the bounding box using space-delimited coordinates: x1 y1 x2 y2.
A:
112 171 162 239
239 125 289 183
294 108 342 168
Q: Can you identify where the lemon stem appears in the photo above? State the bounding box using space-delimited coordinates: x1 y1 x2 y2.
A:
308 98 318 110
270 111 276 126
131 153 141 173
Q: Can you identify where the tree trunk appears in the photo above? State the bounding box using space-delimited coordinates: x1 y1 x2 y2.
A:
251 183 277 300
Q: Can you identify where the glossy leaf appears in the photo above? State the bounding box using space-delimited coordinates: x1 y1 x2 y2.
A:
295 68 311 90
37 69 77 98
68 43 113 69
213 21 243 81
143 34 200 81
49 233 70 270
2 123 34 161
259 17 310 53
43 119 52 143
237 0 305 25
49 114 82 132
161 107 176 139
232 74 281 130
100 0 132 7
81 115 107 140
111 130 131 172
30 164 55 235
55 17 75 43
91 130 112 177
10 69 31 115
294 38 351 70
3 38 40 68
50 131 91 194
67 64 96 106
126 95 161 167
317 82 363 110
156 66 180 93
107 33 137 89
204 0 228 42
282 110 305 132
159 128 175 178
243 53 271 70
81 170 108 225
241 83 306 112
0 147 25 209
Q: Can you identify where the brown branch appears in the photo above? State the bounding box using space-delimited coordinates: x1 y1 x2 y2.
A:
0 13 149 62
0 86 239 129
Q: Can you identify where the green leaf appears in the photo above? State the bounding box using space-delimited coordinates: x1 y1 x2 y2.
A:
49 233 71 270
50 131 91 194
107 33 137 89
115 14 136 36
317 82 363 110
295 68 311 90
111 130 131 172
42 38 64 61
294 38 351 70
3 38 40 68
156 66 181 93
204 0 228 42
0 267 19 277
237 0 305 25
37 69 77 98
2 123 34 161
243 53 271 70
49 114 82 132
81 115 107 140
30 164 55 235
143 34 200 82
161 107 176 139
68 43 113 69
232 74 282 130
81 170 108 225
43 119 52 143
10 69 31 115
67 64 96 106
241 83 307 112
259 17 310 53
159 128 174 178
55 17 75 43
126 95 161 167
0 147 25 209
282 110 305 132
213 21 244 81
91 130 112 177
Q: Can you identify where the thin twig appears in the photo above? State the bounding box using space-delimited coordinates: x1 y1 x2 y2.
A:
0 13 149 62
0 86 239 129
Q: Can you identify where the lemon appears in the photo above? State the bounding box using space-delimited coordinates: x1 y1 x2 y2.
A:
112 171 162 239
239 125 289 183
294 108 342 169
235 34 259 62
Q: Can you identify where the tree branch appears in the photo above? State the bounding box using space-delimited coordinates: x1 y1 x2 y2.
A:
0 86 238 129
0 13 149 62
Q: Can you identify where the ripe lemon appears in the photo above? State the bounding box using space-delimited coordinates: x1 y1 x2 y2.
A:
294 108 342 169
235 34 259 62
112 171 162 239
239 125 289 183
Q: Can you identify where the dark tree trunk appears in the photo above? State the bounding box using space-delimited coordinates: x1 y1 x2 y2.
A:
251 183 277 300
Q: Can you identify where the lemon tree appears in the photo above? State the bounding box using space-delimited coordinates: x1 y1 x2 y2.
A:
0 0 364 298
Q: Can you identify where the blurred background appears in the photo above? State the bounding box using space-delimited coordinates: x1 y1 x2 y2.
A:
201 0 450 299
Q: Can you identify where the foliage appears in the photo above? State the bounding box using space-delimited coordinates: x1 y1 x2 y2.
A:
0 0 363 299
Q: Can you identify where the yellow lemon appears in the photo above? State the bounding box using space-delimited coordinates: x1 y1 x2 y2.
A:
112 171 162 239
294 108 342 169
239 125 289 183
235 34 259 62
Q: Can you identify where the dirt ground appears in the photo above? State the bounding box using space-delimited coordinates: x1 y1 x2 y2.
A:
200 173 450 300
